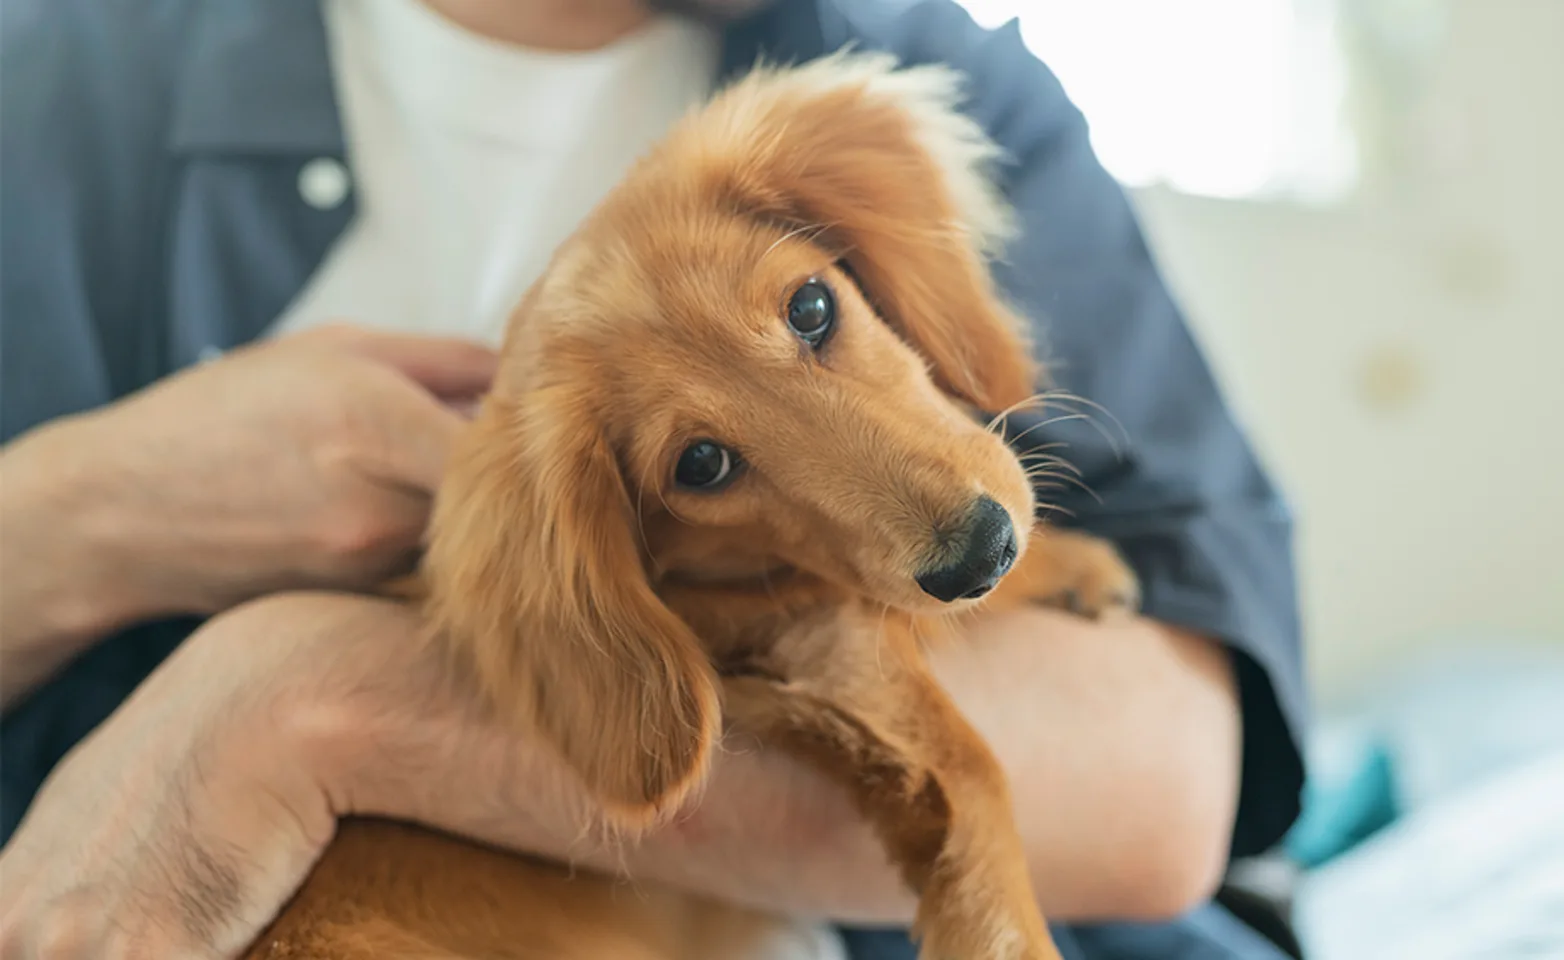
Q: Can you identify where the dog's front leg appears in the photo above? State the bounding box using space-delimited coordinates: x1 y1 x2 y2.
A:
722 613 1062 960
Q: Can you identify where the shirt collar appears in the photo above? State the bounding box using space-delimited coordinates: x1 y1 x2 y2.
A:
169 0 831 157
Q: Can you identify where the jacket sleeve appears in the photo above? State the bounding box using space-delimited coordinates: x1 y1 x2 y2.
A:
848 0 1309 858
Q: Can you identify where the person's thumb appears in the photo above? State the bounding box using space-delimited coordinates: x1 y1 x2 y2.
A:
369 384 472 493
347 332 500 402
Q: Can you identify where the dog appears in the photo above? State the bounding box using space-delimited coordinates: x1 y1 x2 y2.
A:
243 52 1140 960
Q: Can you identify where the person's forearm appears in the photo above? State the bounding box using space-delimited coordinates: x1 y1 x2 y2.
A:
506 609 1241 924
937 610 1241 920
322 601 1240 924
0 416 146 706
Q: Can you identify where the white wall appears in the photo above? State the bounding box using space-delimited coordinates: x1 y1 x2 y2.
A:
1124 0 1563 703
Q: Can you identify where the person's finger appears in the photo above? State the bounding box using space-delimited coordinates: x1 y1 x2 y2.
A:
371 388 471 492
444 396 483 419
337 330 501 400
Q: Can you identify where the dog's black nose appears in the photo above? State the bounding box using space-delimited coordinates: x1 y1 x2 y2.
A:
916 496 1019 603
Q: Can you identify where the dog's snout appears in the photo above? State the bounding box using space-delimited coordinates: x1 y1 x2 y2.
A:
915 496 1019 603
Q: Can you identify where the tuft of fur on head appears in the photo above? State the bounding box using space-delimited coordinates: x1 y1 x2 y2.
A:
743 50 1020 259
666 50 1037 412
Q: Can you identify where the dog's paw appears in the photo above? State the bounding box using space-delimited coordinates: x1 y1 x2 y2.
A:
997 528 1140 619
1038 534 1140 619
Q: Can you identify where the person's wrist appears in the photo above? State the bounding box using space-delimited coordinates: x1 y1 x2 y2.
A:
143 602 344 950
261 591 585 847
244 593 435 818
168 594 365 842
0 414 146 656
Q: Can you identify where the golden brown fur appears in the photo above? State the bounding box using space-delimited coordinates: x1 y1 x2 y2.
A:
244 53 1139 960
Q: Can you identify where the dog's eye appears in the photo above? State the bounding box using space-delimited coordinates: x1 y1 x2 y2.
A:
675 440 737 490
787 279 835 348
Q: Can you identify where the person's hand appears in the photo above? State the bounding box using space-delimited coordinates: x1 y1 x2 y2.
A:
0 324 497 701
58 322 497 610
0 593 368 958
0 591 560 959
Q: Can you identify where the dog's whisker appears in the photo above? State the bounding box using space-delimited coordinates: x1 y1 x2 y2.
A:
1022 467 1087 490
1023 472 1086 494
1003 410 1130 474
1027 389 1131 459
1019 410 1093 432
983 393 1050 435
1004 394 1124 465
759 220 839 265
1012 438 1073 455
1019 475 1082 487
1018 452 1085 478
1021 470 1071 486
1000 411 1097 449
1022 466 1102 503
1033 500 1078 521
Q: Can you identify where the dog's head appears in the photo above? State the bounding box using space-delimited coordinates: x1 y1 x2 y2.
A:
424 54 1039 824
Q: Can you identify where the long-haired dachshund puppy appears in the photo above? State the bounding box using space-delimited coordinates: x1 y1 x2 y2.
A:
245 52 1140 960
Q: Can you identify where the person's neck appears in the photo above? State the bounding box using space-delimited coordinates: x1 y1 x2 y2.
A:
418 0 654 51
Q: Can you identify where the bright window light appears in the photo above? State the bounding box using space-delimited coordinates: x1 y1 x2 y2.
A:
955 0 1358 202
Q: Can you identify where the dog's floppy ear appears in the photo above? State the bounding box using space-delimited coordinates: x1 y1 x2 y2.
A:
422 374 720 826
701 53 1038 412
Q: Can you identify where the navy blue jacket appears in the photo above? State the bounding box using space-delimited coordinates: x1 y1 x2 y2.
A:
0 1 1307 957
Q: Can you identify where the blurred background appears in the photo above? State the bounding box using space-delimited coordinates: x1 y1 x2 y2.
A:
956 0 1563 957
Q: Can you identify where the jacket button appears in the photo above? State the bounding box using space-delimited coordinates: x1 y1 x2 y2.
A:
298 157 350 210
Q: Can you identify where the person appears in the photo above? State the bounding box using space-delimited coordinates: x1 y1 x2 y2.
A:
0 0 1308 957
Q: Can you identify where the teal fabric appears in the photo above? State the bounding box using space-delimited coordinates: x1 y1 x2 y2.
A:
1285 731 1400 868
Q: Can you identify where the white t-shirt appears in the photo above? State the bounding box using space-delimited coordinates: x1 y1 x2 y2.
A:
270 0 719 346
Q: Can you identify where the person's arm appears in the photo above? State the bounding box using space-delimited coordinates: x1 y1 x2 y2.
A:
2 592 1235 959
441 609 1241 923
0 419 146 704
942 614 1240 920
